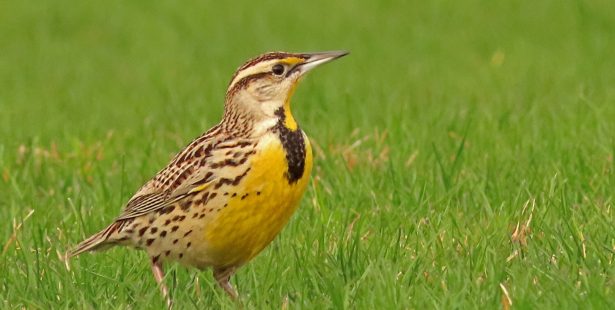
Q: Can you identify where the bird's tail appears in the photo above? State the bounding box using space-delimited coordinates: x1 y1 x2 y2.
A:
68 222 122 257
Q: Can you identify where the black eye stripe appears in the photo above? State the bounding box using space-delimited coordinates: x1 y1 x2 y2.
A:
227 72 271 96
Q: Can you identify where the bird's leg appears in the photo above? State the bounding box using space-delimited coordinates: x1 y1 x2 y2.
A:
150 257 173 309
213 267 238 299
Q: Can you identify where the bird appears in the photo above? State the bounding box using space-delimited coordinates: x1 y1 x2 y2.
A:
69 50 348 307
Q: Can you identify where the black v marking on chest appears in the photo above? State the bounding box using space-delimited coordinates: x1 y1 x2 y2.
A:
272 108 306 184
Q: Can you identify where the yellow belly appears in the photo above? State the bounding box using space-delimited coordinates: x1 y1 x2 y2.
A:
204 134 313 267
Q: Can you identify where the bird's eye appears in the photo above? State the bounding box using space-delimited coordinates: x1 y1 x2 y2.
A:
272 64 285 75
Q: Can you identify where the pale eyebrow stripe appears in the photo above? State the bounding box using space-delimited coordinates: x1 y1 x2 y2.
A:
227 59 278 91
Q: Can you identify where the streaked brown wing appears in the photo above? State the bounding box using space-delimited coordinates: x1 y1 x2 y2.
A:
115 126 224 220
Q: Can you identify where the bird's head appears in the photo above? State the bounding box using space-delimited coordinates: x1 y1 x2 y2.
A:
222 51 348 133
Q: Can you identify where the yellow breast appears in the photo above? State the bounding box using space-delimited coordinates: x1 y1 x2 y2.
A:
204 133 313 267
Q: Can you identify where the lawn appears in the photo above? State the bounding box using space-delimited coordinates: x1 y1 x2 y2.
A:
1 0 614 308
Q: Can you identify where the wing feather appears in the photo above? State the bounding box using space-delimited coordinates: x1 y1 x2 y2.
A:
115 125 225 220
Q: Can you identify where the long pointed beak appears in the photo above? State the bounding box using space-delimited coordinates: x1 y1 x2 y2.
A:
295 50 349 75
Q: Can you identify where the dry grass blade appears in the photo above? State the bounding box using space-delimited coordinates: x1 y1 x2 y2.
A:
500 283 512 310
2 209 35 254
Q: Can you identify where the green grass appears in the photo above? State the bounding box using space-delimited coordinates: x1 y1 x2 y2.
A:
1 0 615 308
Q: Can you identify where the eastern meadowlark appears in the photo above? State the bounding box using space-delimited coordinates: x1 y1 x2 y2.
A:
69 50 348 306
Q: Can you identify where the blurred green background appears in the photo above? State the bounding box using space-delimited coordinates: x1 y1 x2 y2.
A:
1 0 614 308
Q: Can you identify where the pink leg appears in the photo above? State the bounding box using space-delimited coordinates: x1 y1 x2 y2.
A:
213 267 238 299
150 257 173 309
